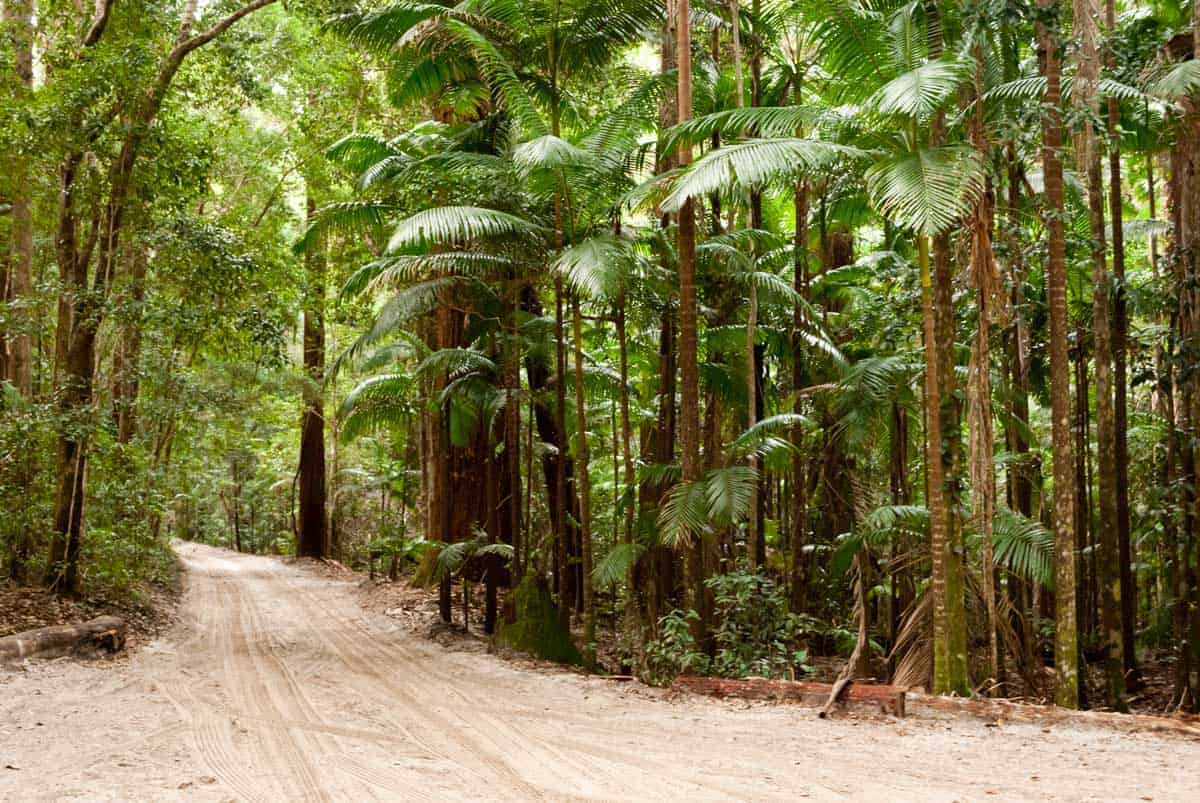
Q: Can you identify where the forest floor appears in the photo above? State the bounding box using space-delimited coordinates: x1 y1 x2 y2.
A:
1 543 1198 802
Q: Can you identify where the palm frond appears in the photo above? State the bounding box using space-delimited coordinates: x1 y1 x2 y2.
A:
661 139 863 212
865 146 984 236
387 206 542 251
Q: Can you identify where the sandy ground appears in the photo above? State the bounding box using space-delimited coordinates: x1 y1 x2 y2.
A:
1 543 1198 802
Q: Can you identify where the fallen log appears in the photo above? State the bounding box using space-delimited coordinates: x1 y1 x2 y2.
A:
672 676 906 718
0 615 127 664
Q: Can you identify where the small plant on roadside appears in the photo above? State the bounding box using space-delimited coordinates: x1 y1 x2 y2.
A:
707 566 814 680
641 609 710 686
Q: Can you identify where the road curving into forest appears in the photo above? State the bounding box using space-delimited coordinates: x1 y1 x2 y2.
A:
2 542 1198 802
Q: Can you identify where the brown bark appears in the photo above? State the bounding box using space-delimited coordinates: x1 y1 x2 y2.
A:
1074 0 1125 709
297 196 328 559
1037 0 1080 707
1105 0 1138 688
968 51 1001 693
0 616 126 664
675 0 705 640
112 248 148 444
4 0 35 397
571 296 595 668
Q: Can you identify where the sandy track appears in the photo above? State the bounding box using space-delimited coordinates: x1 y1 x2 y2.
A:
2 543 1198 802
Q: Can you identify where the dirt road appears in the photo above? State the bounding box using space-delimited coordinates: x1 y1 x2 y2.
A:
2 543 1197 801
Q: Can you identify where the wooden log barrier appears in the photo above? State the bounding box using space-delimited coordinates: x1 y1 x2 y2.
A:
672 675 906 718
0 615 127 664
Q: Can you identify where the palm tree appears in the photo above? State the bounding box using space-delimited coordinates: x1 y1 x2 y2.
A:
1037 0 1080 709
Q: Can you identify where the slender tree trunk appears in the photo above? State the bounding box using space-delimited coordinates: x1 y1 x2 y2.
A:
505 273 522 578
571 296 596 669
1074 0 1126 709
921 1 969 696
1038 0 1081 707
675 0 705 638
297 195 328 559
1105 0 1138 689
616 297 639 639
554 279 573 624
4 0 35 397
112 247 148 444
968 50 1001 694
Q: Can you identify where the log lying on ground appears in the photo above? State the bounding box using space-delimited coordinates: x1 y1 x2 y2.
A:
672 676 906 717
0 616 127 664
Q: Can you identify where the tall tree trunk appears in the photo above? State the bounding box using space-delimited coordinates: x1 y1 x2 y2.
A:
112 247 148 444
1105 0 1138 689
4 0 35 397
505 273 522 578
554 279 573 623
968 50 1001 694
1074 0 1126 709
571 296 596 668
675 0 705 638
616 297 639 639
297 196 328 559
791 179 810 611
922 0 969 696
1037 0 1081 708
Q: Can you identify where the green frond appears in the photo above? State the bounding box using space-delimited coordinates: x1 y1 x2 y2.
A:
658 478 710 548
1146 60 1200 101
338 373 415 442
442 18 548 136
662 138 861 212
295 201 397 254
553 235 636 299
865 146 984 236
662 106 817 152
730 413 811 455
388 206 542 251
342 252 513 299
704 465 757 527
593 542 645 586
870 58 966 121
513 135 595 173
991 508 1055 589
414 347 497 381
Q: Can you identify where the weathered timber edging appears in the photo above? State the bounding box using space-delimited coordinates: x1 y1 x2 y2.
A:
672 675 906 717
0 615 127 664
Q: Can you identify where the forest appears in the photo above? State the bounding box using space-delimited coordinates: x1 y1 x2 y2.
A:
3 0 1200 723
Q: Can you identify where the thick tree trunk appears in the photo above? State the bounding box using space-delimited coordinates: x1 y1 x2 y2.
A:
297 196 328 559
921 6 969 694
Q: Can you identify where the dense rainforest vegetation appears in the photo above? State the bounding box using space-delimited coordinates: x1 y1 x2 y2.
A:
4 0 1200 714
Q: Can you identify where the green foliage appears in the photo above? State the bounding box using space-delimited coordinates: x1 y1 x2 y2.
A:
707 568 815 680
641 610 709 686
